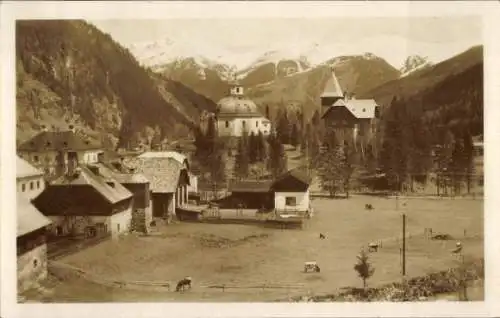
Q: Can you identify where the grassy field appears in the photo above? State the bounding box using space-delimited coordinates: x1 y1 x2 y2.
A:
28 196 483 302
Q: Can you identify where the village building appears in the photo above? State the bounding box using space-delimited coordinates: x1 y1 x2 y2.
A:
89 161 152 233
17 156 46 199
273 168 312 214
17 194 52 293
224 180 275 209
16 156 52 293
17 125 104 176
214 82 271 137
223 167 312 214
123 151 191 220
32 165 134 240
320 69 380 151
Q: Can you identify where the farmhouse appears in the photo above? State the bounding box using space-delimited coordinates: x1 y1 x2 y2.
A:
214 81 271 137
32 165 134 239
17 195 52 293
123 152 191 220
320 69 380 149
88 162 152 233
16 157 52 293
17 125 103 176
222 168 313 215
223 180 274 209
273 168 313 214
17 156 45 199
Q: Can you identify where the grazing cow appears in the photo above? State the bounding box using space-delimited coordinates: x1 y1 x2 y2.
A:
175 276 192 292
368 242 379 252
451 242 463 254
304 262 320 273
319 233 326 239
365 204 374 210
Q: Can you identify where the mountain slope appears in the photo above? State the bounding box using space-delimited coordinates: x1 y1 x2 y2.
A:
156 57 231 102
364 46 483 136
361 46 483 108
245 54 400 120
16 20 207 148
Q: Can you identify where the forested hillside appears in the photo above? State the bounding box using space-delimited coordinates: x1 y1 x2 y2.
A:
16 20 209 149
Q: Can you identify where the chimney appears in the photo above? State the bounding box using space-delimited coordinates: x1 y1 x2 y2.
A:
97 152 105 163
69 124 75 133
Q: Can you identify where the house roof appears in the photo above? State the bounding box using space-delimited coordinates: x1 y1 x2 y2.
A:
138 151 187 165
51 166 132 204
274 167 313 187
122 157 183 193
90 163 150 184
321 69 344 98
17 194 52 237
323 98 378 119
16 156 43 179
18 130 102 152
228 180 274 193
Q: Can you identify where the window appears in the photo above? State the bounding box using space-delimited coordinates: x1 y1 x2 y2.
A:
36 180 40 189
117 223 120 232
33 155 39 162
30 181 34 190
225 121 229 128
21 183 26 192
33 259 38 268
242 120 246 127
256 121 258 127
285 197 297 206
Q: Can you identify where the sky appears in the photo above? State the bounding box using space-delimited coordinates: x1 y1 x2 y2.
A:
91 17 482 69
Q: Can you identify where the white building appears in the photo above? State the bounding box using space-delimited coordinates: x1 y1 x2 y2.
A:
17 156 45 199
273 168 312 214
16 157 52 293
215 83 271 137
17 125 104 176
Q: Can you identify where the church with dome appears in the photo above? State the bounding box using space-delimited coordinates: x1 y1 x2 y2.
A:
215 82 271 137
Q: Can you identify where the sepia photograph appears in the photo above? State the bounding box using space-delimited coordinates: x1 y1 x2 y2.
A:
1 1 499 317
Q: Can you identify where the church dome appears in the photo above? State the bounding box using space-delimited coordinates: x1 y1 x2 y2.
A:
216 96 260 117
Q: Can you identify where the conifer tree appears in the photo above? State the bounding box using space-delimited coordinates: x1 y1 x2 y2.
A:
290 123 299 148
248 131 257 163
354 249 375 290
256 131 266 162
234 132 250 180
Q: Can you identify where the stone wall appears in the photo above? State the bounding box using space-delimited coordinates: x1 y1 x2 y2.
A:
17 243 47 293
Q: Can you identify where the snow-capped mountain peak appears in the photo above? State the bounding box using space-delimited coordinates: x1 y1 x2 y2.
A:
400 55 432 77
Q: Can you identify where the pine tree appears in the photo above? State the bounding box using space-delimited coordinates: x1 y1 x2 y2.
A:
342 141 356 198
290 123 299 148
248 132 257 163
276 109 290 145
265 104 270 120
256 131 266 162
234 133 250 180
268 133 288 179
317 142 344 197
354 249 375 290
462 131 475 194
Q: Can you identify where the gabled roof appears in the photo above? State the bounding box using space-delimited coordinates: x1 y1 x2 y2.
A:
321 69 344 98
17 194 51 237
16 156 43 179
91 163 150 184
323 99 378 119
18 130 102 152
51 166 132 204
138 151 187 166
276 167 313 186
229 180 274 193
123 157 183 193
